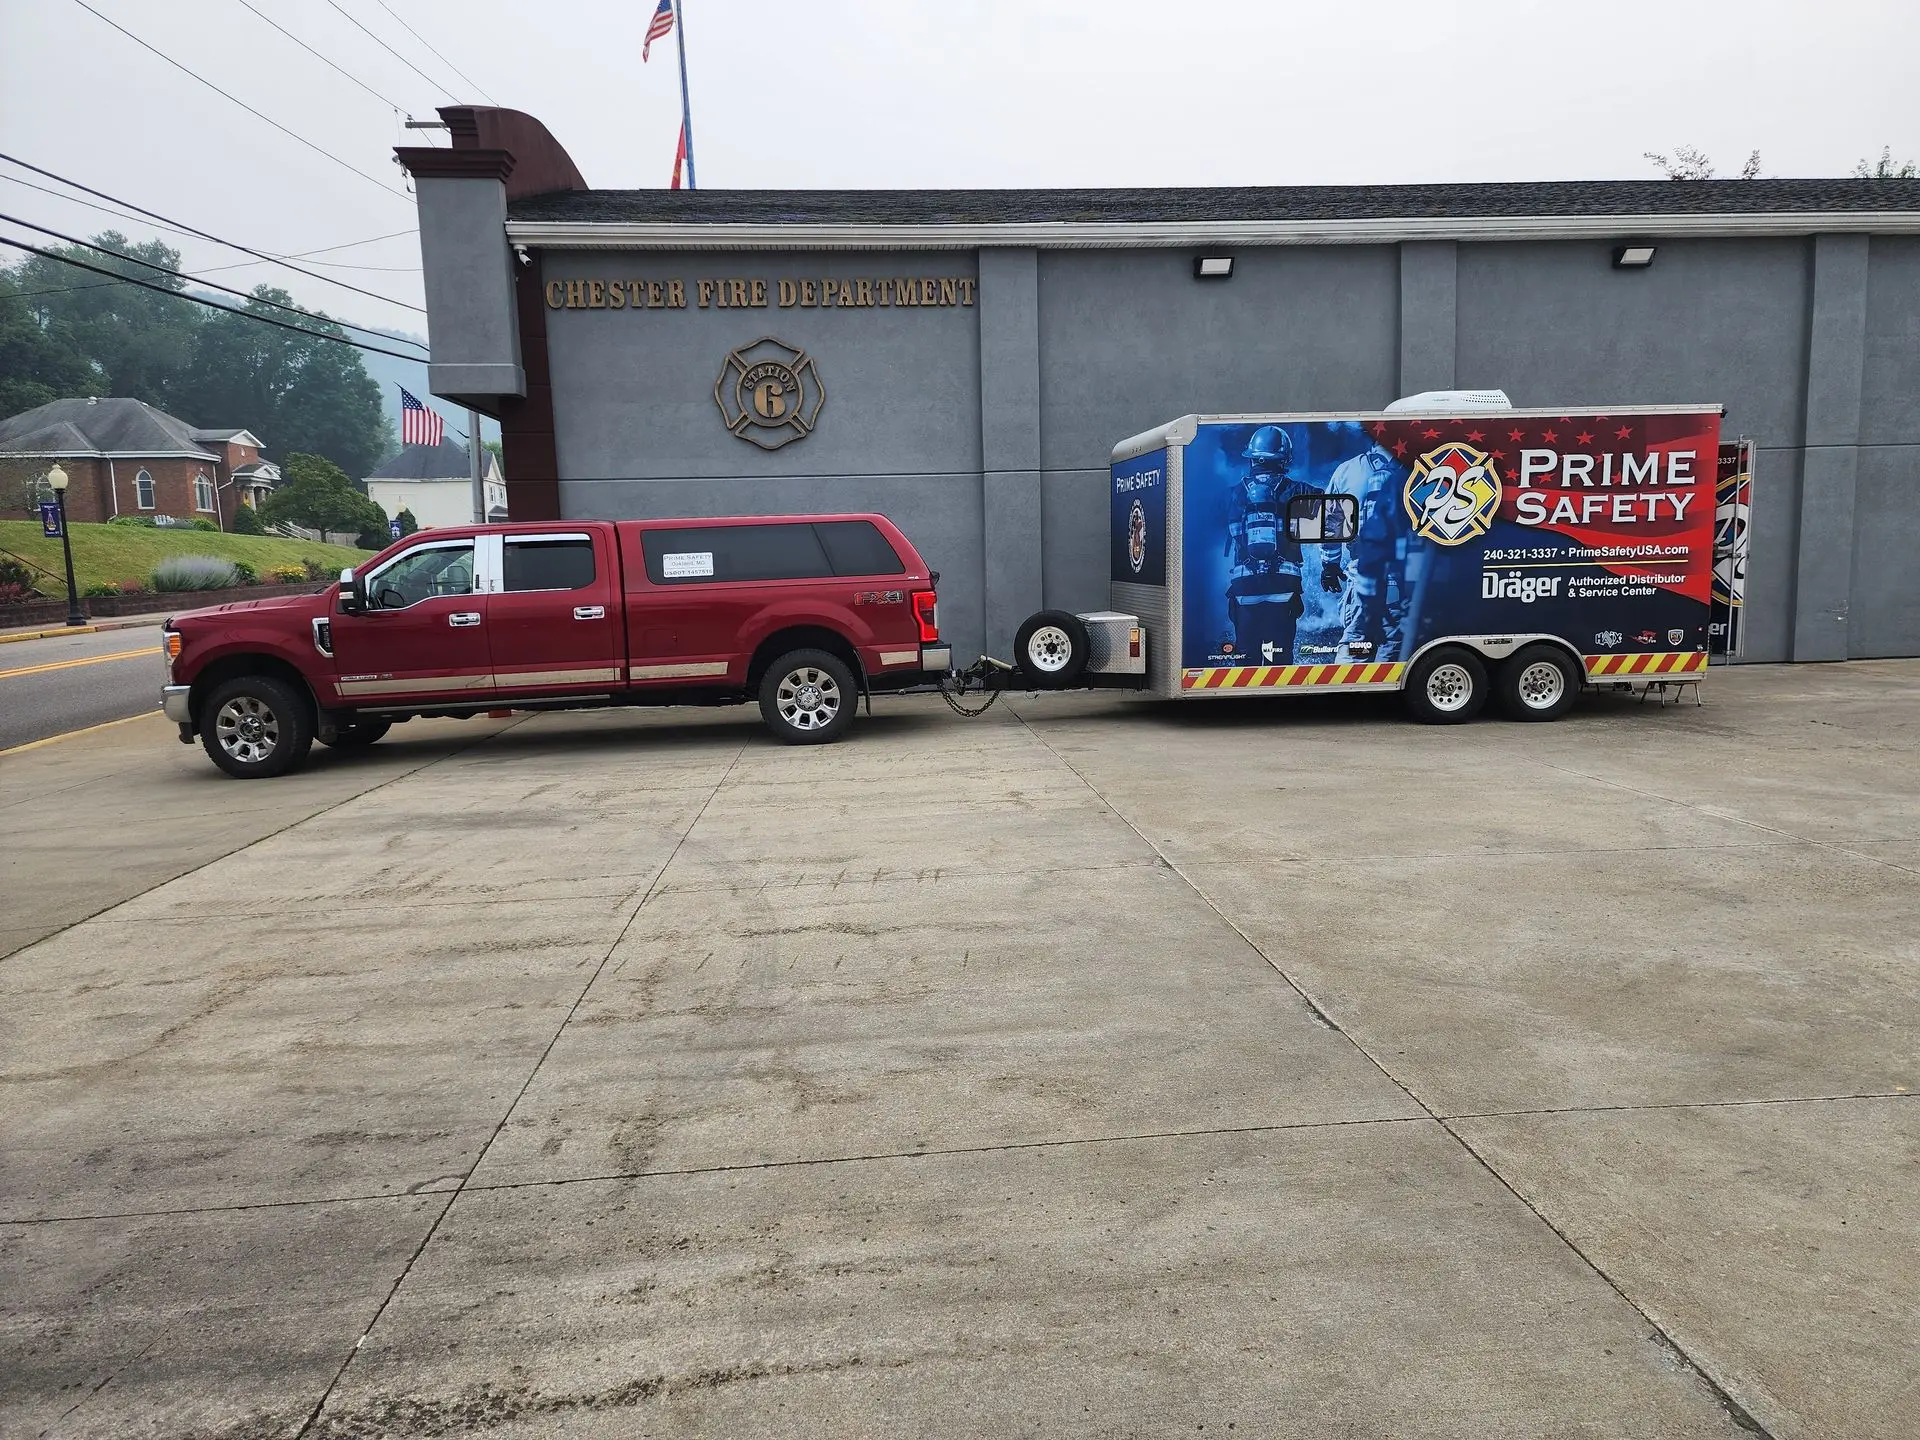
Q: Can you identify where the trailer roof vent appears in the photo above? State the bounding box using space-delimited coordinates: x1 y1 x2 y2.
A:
1384 390 1512 412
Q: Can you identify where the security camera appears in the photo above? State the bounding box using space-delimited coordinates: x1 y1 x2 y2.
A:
513 245 532 266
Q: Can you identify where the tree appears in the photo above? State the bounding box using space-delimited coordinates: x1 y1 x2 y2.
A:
0 266 97 416
262 452 384 539
175 287 388 481
229 502 267 535
1854 147 1918 179
395 507 419 537
2 232 197 407
1645 147 1761 180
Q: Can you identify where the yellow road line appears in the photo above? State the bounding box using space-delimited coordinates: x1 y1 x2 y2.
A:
0 646 159 681
0 711 159 757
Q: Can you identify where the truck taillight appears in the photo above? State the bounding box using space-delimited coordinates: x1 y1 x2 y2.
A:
912 590 939 642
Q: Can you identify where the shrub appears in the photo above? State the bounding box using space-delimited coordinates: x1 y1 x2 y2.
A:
229 504 266 535
190 517 219 532
0 581 40 604
116 577 149 594
83 581 121 598
0 556 39 589
108 514 156 528
150 554 241 592
301 557 329 583
233 561 259 585
269 564 308 584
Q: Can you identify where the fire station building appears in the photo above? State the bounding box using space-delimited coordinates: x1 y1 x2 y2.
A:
398 108 1920 665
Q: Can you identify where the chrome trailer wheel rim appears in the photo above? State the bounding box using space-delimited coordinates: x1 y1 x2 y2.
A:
1517 659 1566 709
1025 625 1073 673
777 666 841 730
1425 662 1475 713
215 695 281 764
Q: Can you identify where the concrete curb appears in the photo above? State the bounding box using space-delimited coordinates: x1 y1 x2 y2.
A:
0 613 173 644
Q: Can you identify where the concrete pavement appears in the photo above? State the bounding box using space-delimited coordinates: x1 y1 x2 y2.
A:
1 664 1915 1438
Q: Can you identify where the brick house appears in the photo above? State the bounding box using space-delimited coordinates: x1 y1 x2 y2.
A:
0 397 279 528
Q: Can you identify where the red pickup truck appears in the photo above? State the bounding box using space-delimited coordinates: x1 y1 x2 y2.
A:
160 514 950 778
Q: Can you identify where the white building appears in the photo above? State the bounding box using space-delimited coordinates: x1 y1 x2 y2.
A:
364 440 506 530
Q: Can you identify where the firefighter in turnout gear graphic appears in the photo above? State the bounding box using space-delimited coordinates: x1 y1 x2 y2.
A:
1224 425 1321 662
1323 442 1411 662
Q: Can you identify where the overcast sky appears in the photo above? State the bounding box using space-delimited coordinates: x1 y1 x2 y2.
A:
3 0 1916 348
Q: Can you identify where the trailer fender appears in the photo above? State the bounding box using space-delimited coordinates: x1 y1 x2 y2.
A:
1402 633 1585 685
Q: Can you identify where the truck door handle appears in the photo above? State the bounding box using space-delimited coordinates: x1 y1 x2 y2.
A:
573 605 605 620
448 612 482 627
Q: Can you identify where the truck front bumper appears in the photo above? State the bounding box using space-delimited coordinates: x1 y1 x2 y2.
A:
161 684 192 724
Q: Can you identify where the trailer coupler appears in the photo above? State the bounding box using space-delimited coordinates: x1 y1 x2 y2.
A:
939 655 1018 716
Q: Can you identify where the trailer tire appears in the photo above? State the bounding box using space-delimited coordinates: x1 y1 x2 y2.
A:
198 674 314 778
759 648 855 745
1498 645 1581 721
1404 647 1488 725
1014 610 1089 689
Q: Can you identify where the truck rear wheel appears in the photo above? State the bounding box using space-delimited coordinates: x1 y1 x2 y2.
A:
199 675 314 778
1498 645 1581 721
1404 647 1488 724
759 648 855 745
1014 610 1089 689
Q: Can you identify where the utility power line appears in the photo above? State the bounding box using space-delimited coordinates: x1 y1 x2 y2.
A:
229 0 423 126
68 0 413 203
0 211 429 352
370 0 498 105
0 235 432 364
0 154 423 312
322 0 464 100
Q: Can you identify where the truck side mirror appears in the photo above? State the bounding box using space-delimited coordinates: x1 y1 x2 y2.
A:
339 566 366 614
1287 494 1357 543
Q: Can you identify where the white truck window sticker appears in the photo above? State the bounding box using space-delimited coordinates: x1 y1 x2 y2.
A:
662 551 715 579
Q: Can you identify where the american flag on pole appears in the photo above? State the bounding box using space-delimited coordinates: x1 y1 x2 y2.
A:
643 0 674 60
399 386 444 447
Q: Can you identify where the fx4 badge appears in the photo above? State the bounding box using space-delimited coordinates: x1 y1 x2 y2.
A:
714 337 824 450
1405 442 1501 546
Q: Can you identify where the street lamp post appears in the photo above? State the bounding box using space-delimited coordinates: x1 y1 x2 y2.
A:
46 463 84 627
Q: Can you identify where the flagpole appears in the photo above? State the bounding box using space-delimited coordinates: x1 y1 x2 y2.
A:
672 0 697 189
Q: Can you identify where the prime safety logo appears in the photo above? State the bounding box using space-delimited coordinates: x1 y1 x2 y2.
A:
1404 442 1501 546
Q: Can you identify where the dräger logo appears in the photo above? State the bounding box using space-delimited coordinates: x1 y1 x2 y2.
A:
1482 570 1563 603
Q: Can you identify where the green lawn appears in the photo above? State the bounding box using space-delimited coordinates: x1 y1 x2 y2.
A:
0 520 372 597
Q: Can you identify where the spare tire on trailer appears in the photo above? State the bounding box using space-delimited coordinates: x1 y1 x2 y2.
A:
1014 610 1090 689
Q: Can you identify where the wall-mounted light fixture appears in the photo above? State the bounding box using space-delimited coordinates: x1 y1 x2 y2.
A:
1193 255 1234 280
1612 245 1657 269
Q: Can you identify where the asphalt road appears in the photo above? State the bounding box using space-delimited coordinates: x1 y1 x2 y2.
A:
0 624 166 751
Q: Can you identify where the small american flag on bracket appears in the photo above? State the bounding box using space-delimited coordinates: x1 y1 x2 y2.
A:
399 386 444 447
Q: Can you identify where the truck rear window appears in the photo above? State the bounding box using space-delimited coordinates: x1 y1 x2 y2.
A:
641 521 904 584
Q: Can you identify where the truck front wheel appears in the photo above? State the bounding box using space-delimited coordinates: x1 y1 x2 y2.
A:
198 675 314 778
759 648 855 745
1404 647 1488 725
1498 645 1581 721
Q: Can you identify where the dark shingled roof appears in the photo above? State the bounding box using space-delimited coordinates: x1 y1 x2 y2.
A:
0 398 217 457
366 439 482 481
508 179 1920 226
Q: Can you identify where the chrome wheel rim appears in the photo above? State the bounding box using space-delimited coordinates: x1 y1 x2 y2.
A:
776 666 841 730
1425 662 1474 713
1026 625 1072 673
1517 660 1566 710
215 695 280 764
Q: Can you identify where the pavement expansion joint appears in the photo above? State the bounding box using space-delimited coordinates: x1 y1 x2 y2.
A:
1007 706 1786 1440
294 741 749 1440
1444 1089 1917 1123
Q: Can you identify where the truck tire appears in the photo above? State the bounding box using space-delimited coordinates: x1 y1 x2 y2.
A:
1498 645 1582 721
199 674 314 778
321 720 392 749
1404 646 1488 725
759 648 855 745
1014 610 1090 689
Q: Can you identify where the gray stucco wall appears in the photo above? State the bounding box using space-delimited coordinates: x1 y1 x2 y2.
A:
513 232 1918 666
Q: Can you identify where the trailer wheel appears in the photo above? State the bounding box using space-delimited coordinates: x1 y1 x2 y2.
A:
1014 610 1089 689
1404 647 1488 724
1498 645 1581 721
759 648 855 745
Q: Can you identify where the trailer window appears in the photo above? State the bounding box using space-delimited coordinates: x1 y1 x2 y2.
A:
504 537 596 592
815 520 905 577
642 524 833 584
